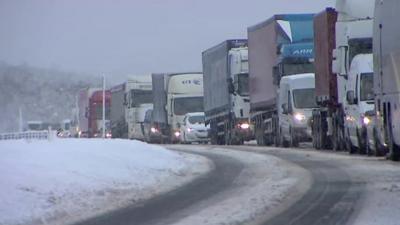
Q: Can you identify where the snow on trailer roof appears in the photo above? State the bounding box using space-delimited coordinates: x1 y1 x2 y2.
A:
127 75 152 83
185 112 205 117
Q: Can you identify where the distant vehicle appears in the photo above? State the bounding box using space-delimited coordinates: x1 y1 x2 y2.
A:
202 40 252 145
110 83 128 138
278 74 317 147
247 14 315 146
125 75 153 140
26 121 44 131
312 4 376 154
78 88 111 138
373 0 400 160
179 112 210 144
89 90 112 138
151 73 204 143
143 109 162 143
57 119 75 137
78 87 100 137
26 121 61 131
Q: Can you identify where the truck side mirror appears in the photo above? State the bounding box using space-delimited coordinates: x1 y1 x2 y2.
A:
227 78 235 94
346 90 357 105
281 103 288 114
332 47 348 79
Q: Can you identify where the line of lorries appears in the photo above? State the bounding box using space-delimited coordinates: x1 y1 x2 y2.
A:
76 0 400 161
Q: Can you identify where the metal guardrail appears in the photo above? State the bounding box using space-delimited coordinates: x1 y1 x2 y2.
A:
0 131 57 141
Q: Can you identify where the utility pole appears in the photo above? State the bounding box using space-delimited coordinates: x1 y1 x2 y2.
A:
102 75 106 139
19 107 23 132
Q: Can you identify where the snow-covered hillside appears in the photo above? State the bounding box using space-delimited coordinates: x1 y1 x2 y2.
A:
0 63 99 132
0 139 211 225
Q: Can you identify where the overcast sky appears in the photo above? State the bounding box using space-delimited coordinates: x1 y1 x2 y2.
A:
0 0 334 78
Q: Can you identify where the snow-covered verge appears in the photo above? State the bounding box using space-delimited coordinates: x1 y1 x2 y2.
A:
167 145 311 225
0 139 212 225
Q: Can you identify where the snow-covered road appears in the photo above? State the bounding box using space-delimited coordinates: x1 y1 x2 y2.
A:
0 139 212 225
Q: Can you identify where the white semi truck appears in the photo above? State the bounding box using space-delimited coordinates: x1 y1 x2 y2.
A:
312 4 376 154
373 0 400 160
151 73 204 143
248 14 316 146
125 75 153 140
202 40 252 145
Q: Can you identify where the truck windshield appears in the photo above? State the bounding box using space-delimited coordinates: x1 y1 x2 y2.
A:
188 115 205 124
292 88 317 109
360 72 374 101
130 90 153 107
28 123 42 130
236 73 249 96
174 97 204 116
283 63 314 76
95 106 110 120
349 38 372 64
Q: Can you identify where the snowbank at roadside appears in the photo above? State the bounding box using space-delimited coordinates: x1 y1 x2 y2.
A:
0 139 212 225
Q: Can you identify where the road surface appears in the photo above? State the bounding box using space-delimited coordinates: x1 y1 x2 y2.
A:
73 145 400 225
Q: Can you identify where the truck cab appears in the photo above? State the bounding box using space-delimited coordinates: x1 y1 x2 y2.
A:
229 47 250 121
278 73 316 146
276 41 316 147
166 74 204 142
343 54 374 152
331 0 374 152
125 75 153 140
228 46 252 141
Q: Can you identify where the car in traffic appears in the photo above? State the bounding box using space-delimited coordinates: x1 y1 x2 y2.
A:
179 112 209 144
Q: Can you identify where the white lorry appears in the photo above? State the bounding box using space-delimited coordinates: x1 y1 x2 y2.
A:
311 4 376 154
125 75 153 140
151 73 204 143
202 40 252 145
248 14 316 146
373 0 400 160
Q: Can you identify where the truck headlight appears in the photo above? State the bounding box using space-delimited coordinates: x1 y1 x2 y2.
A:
174 131 181 137
239 123 250 129
294 113 306 121
187 128 193 133
151 127 158 133
363 116 371 125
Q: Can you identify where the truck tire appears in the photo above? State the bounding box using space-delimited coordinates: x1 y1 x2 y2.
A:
357 128 367 155
290 127 299 147
313 114 321 149
256 128 266 146
373 129 386 156
280 128 289 148
388 127 400 161
345 129 357 154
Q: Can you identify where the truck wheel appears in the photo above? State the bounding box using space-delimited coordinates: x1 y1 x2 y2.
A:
280 128 289 148
373 129 386 156
357 128 367 155
256 129 265 146
290 127 299 147
388 129 400 161
345 129 357 154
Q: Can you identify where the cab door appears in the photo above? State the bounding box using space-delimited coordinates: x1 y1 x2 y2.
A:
279 83 290 140
345 73 359 146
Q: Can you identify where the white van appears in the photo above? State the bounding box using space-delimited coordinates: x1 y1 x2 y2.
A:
278 73 317 147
